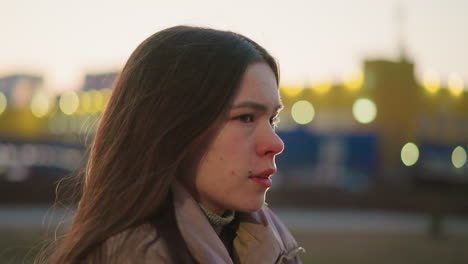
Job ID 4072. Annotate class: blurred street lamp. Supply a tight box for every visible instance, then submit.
[352,98,377,124]
[291,100,315,125]
[401,142,419,166]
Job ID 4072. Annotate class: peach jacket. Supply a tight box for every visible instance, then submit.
[105,183,304,263]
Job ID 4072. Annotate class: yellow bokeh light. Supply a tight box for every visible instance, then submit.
[102,88,112,100]
[448,73,464,97]
[79,91,92,113]
[281,86,303,98]
[291,100,315,125]
[352,98,377,124]
[422,71,440,94]
[101,88,112,111]
[452,146,467,169]
[401,142,419,166]
[344,70,364,91]
[90,90,104,112]
[59,91,79,115]
[30,91,51,118]
[314,81,332,95]
[0,92,7,115]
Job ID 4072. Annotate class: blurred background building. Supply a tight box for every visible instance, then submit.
[1,1,468,263]
[1,56,467,215]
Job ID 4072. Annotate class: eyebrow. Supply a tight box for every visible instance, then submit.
[231,101,284,113]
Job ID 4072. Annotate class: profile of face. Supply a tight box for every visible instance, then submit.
[190,62,284,215]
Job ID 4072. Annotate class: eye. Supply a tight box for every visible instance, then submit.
[235,114,255,123]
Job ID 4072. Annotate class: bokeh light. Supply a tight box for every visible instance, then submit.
[0,92,7,115]
[30,91,51,118]
[291,100,315,125]
[344,69,364,91]
[101,88,112,111]
[447,73,464,97]
[314,81,332,95]
[352,98,377,124]
[79,91,92,113]
[90,89,104,113]
[422,70,440,94]
[59,91,79,115]
[452,146,467,169]
[401,142,419,166]
[281,87,303,98]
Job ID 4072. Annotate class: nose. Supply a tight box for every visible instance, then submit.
[256,127,285,157]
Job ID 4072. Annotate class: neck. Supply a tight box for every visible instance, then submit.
[199,204,235,235]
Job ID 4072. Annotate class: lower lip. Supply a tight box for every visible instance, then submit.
[250,177,272,188]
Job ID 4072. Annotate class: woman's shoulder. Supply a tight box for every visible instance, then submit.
[103,223,171,263]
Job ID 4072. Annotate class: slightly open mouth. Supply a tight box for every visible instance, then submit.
[249,176,272,188]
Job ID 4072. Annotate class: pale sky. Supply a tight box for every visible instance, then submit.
[1,0,467,92]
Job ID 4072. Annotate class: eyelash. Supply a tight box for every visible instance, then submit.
[235,114,280,128]
[271,116,280,128]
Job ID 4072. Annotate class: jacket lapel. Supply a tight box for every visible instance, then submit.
[171,182,292,264]
[172,182,233,264]
[233,211,284,264]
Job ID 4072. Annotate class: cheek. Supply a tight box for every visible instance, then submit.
[197,125,254,179]
[214,131,249,158]
[198,141,248,182]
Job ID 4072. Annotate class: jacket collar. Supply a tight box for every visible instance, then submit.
[233,213,283,263]
[171,182,284,264]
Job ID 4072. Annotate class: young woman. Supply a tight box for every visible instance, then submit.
[45,26,304,263]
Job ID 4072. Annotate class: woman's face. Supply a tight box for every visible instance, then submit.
[190,62,284,215]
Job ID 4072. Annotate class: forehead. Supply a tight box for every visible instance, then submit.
[233,62,280,105]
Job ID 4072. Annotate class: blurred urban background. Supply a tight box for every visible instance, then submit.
[1,0,468,263]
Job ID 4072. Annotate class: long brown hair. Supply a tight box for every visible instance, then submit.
[43,25,279,263]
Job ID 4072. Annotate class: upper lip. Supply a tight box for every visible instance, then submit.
[251,168,276,178]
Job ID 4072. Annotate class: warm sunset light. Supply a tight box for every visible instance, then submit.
[281,87,303,98]
[448,73,464,97]
[1,2,468,263]
[422,70,440,94]
[344,69,364,91]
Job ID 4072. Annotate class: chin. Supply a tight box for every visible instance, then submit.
[237,197,266,213]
